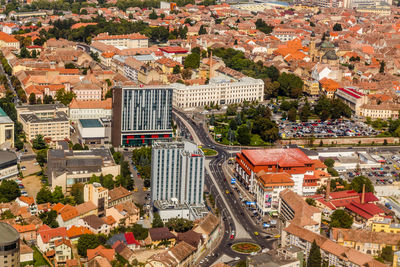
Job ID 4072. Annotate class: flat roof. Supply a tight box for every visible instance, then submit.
[0,222,19,244]
[79,119,103,128]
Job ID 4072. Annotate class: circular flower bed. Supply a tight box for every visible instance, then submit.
[231,242,261,254]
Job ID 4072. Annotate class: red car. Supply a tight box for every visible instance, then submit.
[230,235,234,239]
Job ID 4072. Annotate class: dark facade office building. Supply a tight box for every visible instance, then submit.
[112,86,173,147]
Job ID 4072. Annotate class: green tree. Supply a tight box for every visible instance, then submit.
[72,143,84,150]
[36,149,47,166]
[379,61,385,74]
[165,218,194,232]
[172,65,181,74]
[237,125,251,145]
[152,212,164,228]
[102,174,115,190]
[198,25,207,35]
[32,134,46,149]
[184,53,200,69]
[333,23,342,31]
[306,198,316,206]
[324,158,335,168]
[280,101,292,111]
[229,119,238,131]
[38,210,59,228]
[36,187,53,204]
[380,246,393,262]
[77,234,101,257]
[64,62,76,69]
[307,240,322,267]
[29,93,36,105]
[129,223,148,240]
[52,186,65,204]
[330,209,353,229]
[55,88,76,106]
[255,19,274,34]
[0,180,20,202]
[70,183,84,204]
[277,72,304,98]
[300,102,311,122]
[149,9,158,19]
[350,175,374,193]
[20,47,31,58]
[288,107,297,122]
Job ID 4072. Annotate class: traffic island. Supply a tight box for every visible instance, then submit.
[231,242,261,254]
[202,148,218,157]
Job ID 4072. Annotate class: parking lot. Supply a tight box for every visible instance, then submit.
[342,153,400,185]
[279,120,377,138]
[20,159,41,177]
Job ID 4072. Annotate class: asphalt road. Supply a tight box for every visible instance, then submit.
[173,109,276,265]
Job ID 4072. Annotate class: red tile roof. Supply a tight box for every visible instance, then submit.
[241,148,313,167]
[38,227,67,244]
[87,245,115,262]
[159,46,189,54]
[345,202,384,219]
[0,32,18,43]
[124,232,140,246]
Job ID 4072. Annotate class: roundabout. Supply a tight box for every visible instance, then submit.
[231,242,261,254]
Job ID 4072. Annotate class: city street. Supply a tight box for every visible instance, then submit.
[173,109,276,265]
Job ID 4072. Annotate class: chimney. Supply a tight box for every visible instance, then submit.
[325,177,331,202]
[361,184,365,204]
[209,50,213,79]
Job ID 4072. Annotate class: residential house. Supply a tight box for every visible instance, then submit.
[108,186,133,207]
[331,228,400,256]
[66,225,93,244]
[81,214,110,235]
[193,213,219,250]
[282,223,387,267]
[54,238,72,264]
[12,224,37,242]
[0,31,20,50]
[147,227,176,247]
[36,225,68,253]
[87,245,115,263]
[105,201,140,226]
[106,232,142,250]
[20,242,34,264]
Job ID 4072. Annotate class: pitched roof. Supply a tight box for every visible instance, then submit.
[18,196,35,206]
[12,224,36,233]
[0,32,18,43]
[124,232,140,246]
[149,227,176,241]
[66,225,92,239]
[69,98,112,110]
[54,238,72,248]
[108,186,131,202]
[284,224,386,267]
[169,241,196,262]
[279,189,320,227]
[38,226,67,243]
[332,228,400,246]
[87,245,115,262]
[75,201,97,216]
[59,205,79,222]
[241,148,313,167]
[256,171,294,187]
[177,230,203,248]
[82,215,106,230]
[345,202,384,219]
[194,213,219,236]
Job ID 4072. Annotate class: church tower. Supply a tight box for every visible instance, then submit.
[309,32,317,62]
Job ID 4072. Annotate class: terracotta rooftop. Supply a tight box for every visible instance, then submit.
[332,228,400,246]
[87,245,115,262]
[241,148,313,167]
[256,171,294,188]
[108,186,131,202]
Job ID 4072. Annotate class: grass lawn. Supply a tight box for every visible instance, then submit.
[33,246,50,267]
[250,134,266,146]
[202,148,218,156]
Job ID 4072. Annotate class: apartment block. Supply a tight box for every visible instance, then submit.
[93,32,148,49]
[151,141,205,205]
[17,104,69,142]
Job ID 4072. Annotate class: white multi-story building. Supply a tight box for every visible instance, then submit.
[151,141,205,205]
[172,77,264,109]
[93,32,148,49]
[69,99,112,121]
